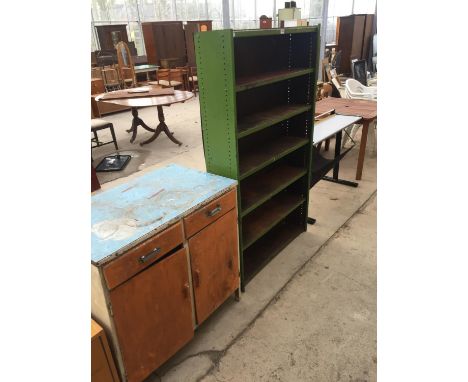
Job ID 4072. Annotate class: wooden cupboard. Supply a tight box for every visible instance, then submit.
[91,319,120,382]
[184,20,212,67]
[141,21,186,66]
[92,165,240,382]
[336,14,374,75]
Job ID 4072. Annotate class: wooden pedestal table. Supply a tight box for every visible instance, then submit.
[96,90,194,146]
[315,97,377,180]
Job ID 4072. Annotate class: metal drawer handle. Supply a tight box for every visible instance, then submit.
[206,205,221,217]
[138,247,161,263]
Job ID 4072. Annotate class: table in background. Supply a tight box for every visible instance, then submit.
[315,97,377,180]
[134,64,159,82]
[96,88,193,146]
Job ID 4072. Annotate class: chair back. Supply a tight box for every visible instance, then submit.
[116,41,136,87]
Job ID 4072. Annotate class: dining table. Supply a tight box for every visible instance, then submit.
[96,87,194,146]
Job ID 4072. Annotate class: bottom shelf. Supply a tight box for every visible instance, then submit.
[243,217,304,286]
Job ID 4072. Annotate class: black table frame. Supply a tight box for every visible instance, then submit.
[307,124,359,225]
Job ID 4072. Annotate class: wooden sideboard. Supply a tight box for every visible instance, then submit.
[91,165,240,382]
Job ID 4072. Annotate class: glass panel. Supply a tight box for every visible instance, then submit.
[353,0,376,14]
[328,0,352,17]
[230,0,256,29]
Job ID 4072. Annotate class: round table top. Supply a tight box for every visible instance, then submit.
[96,89,194,108]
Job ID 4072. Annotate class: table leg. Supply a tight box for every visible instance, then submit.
[127,107,156,144]
[140,106,183,146]
[355,120,370,180]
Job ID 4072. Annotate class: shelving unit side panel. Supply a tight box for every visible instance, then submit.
[304,27,321,230]
[195,30,239,181]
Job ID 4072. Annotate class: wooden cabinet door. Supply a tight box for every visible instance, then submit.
[109,247,193,382]
[189,208,239,324]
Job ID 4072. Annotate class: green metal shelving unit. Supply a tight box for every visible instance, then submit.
[195,26,320,290]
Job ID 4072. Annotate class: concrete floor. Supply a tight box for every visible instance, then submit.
[93,98,377,382]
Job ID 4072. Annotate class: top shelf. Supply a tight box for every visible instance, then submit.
[233,26,319,38]
[235,68,314,92]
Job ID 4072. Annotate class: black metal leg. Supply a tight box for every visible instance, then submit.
[322,130,359,188]
[333,131,342,179]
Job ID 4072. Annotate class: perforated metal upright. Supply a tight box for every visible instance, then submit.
[195,27,320,290]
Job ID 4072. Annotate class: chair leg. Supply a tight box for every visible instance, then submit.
[324,138,330,151]
[109,125,119,151]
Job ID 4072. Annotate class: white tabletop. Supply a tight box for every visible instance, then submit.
[313,114,362,144]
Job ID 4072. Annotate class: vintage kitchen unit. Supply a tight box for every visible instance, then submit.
[91,164,240,382]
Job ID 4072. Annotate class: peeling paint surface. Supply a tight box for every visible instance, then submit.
[91,164,236,263]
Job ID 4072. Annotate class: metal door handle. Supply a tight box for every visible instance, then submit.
[206,205,221,217]
[138,247,161,263]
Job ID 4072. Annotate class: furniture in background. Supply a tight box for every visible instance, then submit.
[91,119,119,152]
[336,14,374,75]
[345,78,377,100]
[115,41,137,88]
[315,97,377,180]
[142,21,186,66]
[259,15,273,29]
[92,164,240,382]
[188,66,198,95]
[371,33,377,72]
[95,24,129,51]
[351,58,368,86]
[155,68,187,89]
[91,319,120,382]
[134,64,159,83]
[91,76,130,116]
[101,66,122,91]
[343,78,377,156]
[96,88,193,146]
[160,57,186,68]
[195,27,320,289]
[184,20,212,67]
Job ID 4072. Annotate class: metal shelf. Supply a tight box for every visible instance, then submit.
[239,136,308,180]
[235,68,313,92]
[241,164,306,217]
[242,192,304,250]
[237,104,311,139]
[243,219,303,284]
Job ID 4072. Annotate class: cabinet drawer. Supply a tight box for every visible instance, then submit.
[103,222,183,290]
[184,189,237,238]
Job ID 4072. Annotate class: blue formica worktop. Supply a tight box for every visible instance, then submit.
[91,164,237,265]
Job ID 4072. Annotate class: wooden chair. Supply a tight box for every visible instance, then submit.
[156,69,186,89]
[116,41,137,88]
[101,65,121,91]
[91,97,118,154]
[188,66,198,95]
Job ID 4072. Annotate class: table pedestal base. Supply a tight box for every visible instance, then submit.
[127,106,183,147]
